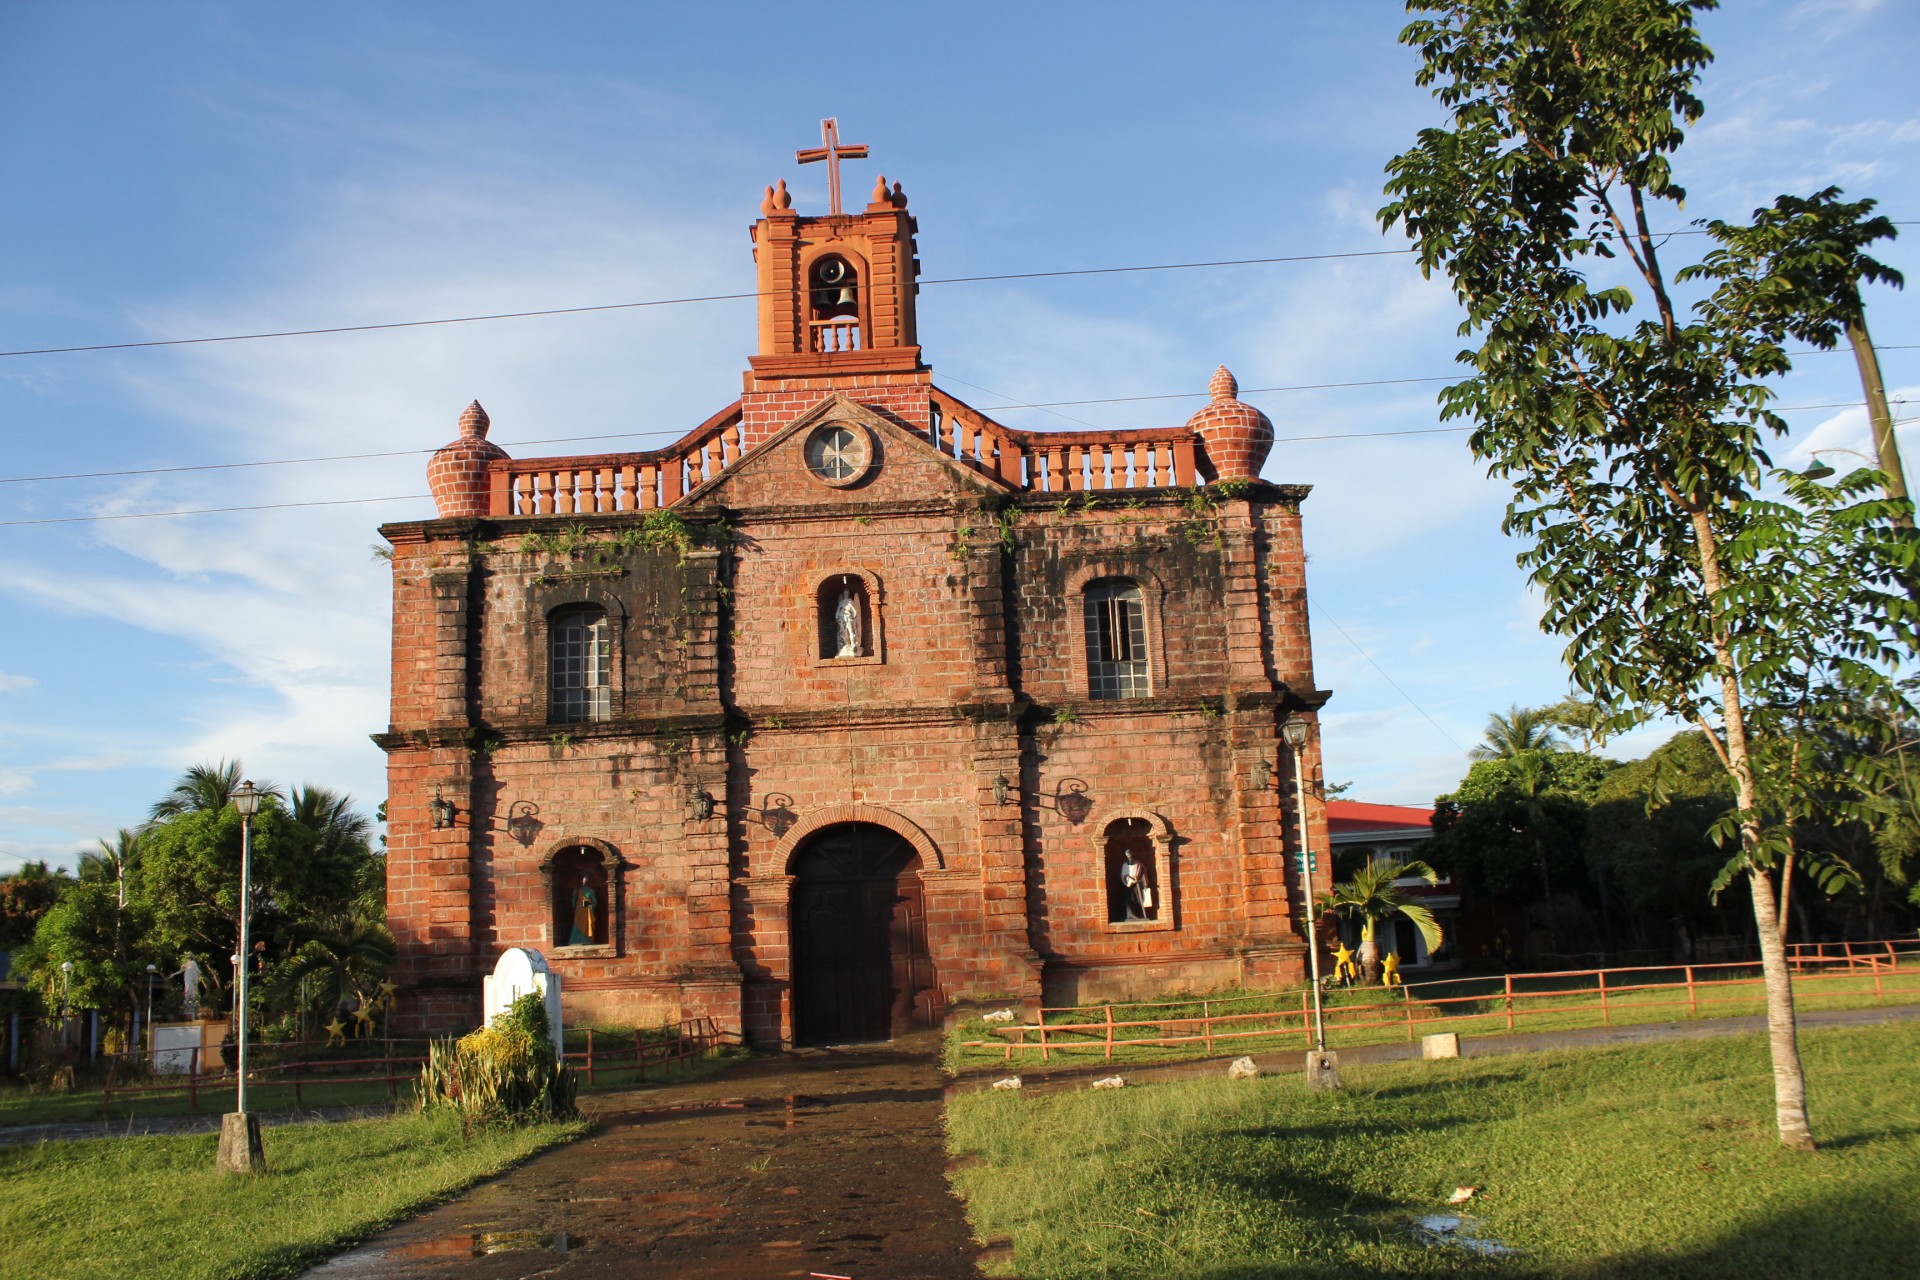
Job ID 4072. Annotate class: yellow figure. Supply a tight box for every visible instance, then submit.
[1331,941,1359,986]
[352,1005,376,1037]
[1382,951,1403,987]
[324,1017,348,1047]
[377,980,398,1002]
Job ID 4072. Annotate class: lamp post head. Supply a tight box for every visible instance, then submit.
[61,961,72,973]
[146,964,159,974]
[232,780,262,817]
[1281,717,1309,751]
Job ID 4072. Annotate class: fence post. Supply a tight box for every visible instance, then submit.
[1202,1000,1213,1056]
[586,1028,596,1087]
[1598,971,1610,1026]
[1104,1006,1115,1061]
[1873,955,1884,1000]
[1686,966,1697,1019]
[1504,974,1514,1032]
[188,1045,198,1112]
[1405,988,1416,1041]
[1039,1019,1050,1064]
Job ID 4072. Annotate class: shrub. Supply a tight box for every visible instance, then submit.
[417,992,577,1132]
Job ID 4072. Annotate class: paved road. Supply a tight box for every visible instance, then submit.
[302,1031,984,1280]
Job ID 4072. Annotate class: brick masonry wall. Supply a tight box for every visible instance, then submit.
[380,389,1330,1042]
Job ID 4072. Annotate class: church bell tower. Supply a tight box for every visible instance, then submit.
[742,119,930,447]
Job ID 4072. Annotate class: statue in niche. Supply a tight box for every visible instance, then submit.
[834,583,862,658]
[568,881,599,945]
[1117,848,1150,921]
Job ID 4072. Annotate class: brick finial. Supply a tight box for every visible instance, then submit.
[428,399,509,519]
[1185,365,1273,482]
[458,400,490,439]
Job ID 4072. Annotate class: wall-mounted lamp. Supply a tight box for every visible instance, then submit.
[759,793,797,838]
[1054,778,1093,825]
[506,801,543,847]
[993,775,1010,805]
[1251,759,1271,791]
[689,787,716,822]
[428,789,457,830]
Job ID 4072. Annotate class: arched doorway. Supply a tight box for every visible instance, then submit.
[788,823,933,1045]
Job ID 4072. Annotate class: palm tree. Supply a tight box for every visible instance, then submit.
[286,786,373,860]
[77,828,143,907]
[270,920,397,1030]
[149,760,281,820]
[1318,856,1444,985]
[1470,705,1566,761]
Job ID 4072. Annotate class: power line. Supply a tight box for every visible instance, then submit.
[0,249,1419,359]
[4,225,1907,360]
[1306,596,1470,757]
[0,495,428,528]
[0,389,1897,489]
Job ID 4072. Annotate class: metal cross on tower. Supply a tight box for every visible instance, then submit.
[795,117,870,216]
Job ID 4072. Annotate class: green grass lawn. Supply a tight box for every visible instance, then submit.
[947,960,1920,1073]
[946,1020,1920,1279]
[0,1110,586,1280]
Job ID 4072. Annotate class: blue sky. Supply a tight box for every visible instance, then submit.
[2,1,1917,871]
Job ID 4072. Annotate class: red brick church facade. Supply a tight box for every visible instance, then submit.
[378,146,1334,1045]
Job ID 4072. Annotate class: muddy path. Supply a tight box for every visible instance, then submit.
[304,1032,984,1280]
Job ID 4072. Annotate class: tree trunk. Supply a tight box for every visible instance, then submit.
[1848,316,1911,524]
[1358,929,1381,986]
[1749,867,1817,1151]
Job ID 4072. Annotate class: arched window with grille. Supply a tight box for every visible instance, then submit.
[549,605,612,723]
[1083,579,1149,699]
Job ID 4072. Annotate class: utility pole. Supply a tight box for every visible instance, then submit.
[1849,315,1911,526]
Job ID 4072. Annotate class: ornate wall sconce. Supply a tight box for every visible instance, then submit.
[689,786,716,822]
[1251,758,1272,791]
[1053,778,1093,825]
[506,801,543,847]
[428,789,458,830]
[992,775,1010,805]
[759,793,797,838]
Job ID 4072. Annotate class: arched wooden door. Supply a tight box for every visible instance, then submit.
[789,824,932,1045]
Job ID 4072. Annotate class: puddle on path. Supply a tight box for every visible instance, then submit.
[394,1230,585,1259]
[1413,1213,1517,1257]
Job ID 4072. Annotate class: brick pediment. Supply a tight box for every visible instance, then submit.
[680,393,1011,511]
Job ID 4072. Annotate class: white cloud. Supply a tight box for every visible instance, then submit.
[0,674,36,693]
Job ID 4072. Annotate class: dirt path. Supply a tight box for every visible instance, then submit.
[303,1031,983,1280]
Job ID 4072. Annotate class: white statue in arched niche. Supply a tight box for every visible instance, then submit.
[834,581,862,657]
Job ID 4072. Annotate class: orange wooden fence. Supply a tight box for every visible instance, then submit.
[967,939,1920,1064]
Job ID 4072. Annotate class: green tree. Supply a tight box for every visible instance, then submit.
[1317,856,1445,985]
[78,828,143,908]
[0,861,74,951]
[268,920,396,1027]
[1584,732,1737,947]
[15,880,155,1015]
[1431,749,1616,899]
[1469,703,1566,760]
[149,759,279,821]
[1684,187,1907,521]
[1381,0,1917,1149]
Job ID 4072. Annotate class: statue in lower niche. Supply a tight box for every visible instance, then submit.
[569,882,598,945]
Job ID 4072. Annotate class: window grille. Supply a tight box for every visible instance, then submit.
[1083,580,1149,699]
[550,606,612,723]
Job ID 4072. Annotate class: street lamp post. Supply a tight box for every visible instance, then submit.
[59,961,72,1017]
[145,964,159,1058]
[1281,716,1339,1090]
[217,780,266,1174]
